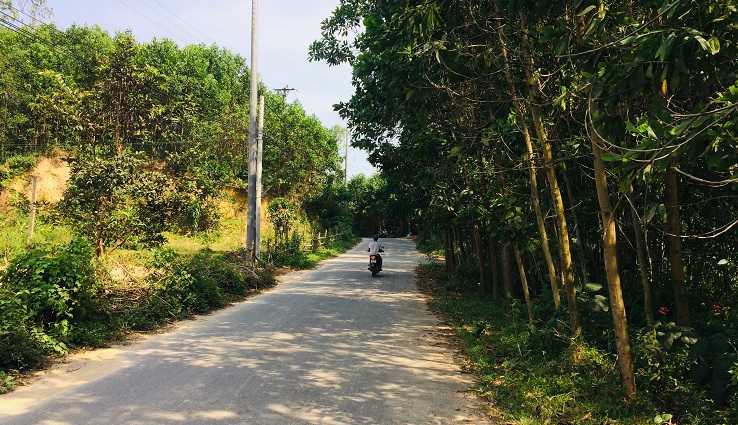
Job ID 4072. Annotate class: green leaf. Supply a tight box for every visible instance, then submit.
[601,152,623,162]
[655,413,673,424]
[708,36,720,54]
[619,34,639,45]
[577,5,596,16]
[644,205,658,223]
[594,294,610,312]
[584,283,603,292]
[693,34,711,52]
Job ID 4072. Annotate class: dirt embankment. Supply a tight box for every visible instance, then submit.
[0,155,70,215]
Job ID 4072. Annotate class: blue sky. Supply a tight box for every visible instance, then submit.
[44,0,375,178]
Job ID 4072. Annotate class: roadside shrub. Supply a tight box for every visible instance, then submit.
[188,250,248,297]
[0,165,10,182]
[0,287,45,371]
[0,238,103,350]
[0,370,17,394]
[125,248,250,330]
[0,238,109,376]
[272,232,312,269]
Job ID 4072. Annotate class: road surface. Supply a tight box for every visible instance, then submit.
[0,238,495,424]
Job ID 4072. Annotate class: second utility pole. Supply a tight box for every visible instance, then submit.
[246,0,259,263]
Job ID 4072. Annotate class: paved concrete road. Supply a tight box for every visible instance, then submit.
[0,238,495,424]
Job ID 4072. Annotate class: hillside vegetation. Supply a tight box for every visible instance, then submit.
[0,15,361,393]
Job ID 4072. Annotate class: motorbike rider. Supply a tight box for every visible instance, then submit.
[367,235,383,270]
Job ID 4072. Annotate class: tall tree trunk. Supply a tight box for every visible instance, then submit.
[489,238,501,303]
[590,96,636,400]
[492,0,561,309]
[473,223,491,294]
[666,156,690,326]
[501,244,515,300]
[444,228,455,274]
[449,227,459,272]
[561,165,592,285]
[518,11,580,334]
[514,244,534,322]
[454,226,468,265]
[627,185,655,329]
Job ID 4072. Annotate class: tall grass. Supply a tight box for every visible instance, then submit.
[415,263,657,425]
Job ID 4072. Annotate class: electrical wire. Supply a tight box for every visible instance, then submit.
[148,0,217,45]
[130,0,201,45]
[114,0,189,46]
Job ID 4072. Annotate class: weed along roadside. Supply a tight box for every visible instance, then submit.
[412,262,729,425]
[0,231,358,395]
[0,242,269,394]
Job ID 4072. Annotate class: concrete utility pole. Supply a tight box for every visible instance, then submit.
[344,128,349,186]
[255,94,264,259]
[275,86,295,101]
[246,0,258,262]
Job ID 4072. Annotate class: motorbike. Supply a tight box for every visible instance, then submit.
[368,248,384,277]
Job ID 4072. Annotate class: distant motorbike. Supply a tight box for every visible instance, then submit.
[368,247,384,277]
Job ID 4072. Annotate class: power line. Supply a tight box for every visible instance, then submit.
[149,0,217,45]
[1,6,172,103]
[114,0,189,45]
[130,0,202,45]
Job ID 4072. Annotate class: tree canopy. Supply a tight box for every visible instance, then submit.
[311,0,738,417]
[0,19,345,247]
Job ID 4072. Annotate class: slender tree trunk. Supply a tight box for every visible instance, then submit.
[627,185,655,329]
[473,223,491,294]
[443,229,451,274]
[562,167,592,285]
[449,228,458,272]
[501,244,515,300]
[590,96,636,400]
[492,0,561,309]
[455,226,468,265]
[489,238,501,303]
[514,244,534,322]
[666,156,690,326]
[518,11,580,334]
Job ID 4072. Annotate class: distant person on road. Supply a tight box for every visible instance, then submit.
[367,235,383,270]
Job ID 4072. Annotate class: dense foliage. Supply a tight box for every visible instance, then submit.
[0,239,270,391]
[312,0,738,422]
[0,19,344,212]
[0,2,353,392]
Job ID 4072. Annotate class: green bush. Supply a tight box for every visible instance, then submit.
[0,370,17,394]
[272,232,312,269]
[0,238,107,375]
[5,155,37,172]
[189,250,248,297]
[0,165,10,182]
[0,238,104,350]
[2,238,97,328]
[0,287,45,371]
[124,248,251,330]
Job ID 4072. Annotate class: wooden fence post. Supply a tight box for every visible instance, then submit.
[27,175,38,245]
